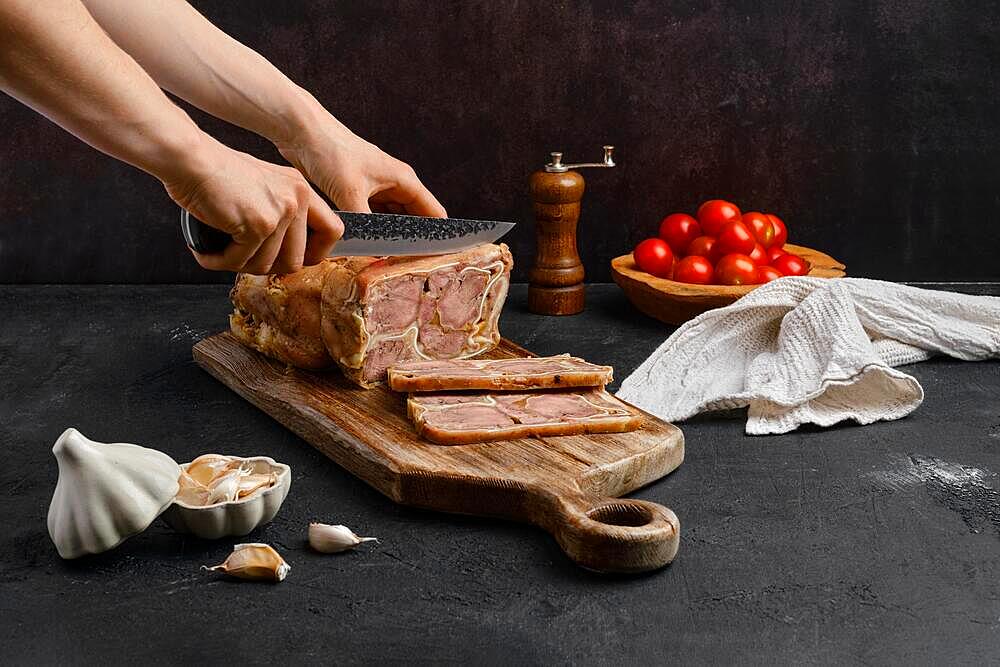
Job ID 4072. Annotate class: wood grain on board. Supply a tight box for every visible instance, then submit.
[194,333,684,573]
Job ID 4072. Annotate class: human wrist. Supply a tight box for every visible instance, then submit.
[146,123,221,195]
[271,86,355,156]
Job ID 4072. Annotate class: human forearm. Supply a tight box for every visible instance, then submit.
[80,0,338,147]
[0,0,343,274]
[0,0,209,183]
[80,0,446,217]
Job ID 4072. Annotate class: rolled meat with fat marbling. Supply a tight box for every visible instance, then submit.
[321,244,512,387]
[407,388,643,445]
[387,354,613,392]
[229,244,512,387]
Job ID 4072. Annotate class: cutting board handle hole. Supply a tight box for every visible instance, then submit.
[586,502,654,527]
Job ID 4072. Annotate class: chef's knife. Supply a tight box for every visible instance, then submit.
[180,208,515,256]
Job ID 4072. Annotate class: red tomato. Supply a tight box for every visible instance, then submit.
[766,245,787,264]
[697,199,742,236]
[748,242,767,265]
[715,221,756,256]
[673,255,714,285]
[658,213,701,256]
[685,235,716,258]
[714,253,759,285]
[766,214,788,247]
[757,266,782,283]
[771,253,809,276]
[742,212,775,248]
[632,238,674,278]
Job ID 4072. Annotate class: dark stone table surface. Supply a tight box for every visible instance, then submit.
[2,284,999,665]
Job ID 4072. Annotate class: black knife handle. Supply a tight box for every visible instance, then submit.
[180,208,232,254]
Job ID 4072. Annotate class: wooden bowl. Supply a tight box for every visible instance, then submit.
[610,244,846,325]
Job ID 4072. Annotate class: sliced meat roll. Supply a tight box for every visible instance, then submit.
[228,244,512,387]
[407,389,643,445]
[388,354,613,392]
[321,244,512,387]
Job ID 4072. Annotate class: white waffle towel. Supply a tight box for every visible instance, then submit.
[616,277,1000,435]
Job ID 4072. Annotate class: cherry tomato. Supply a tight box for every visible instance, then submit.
[697,199,742,236]
[766,245,787,265]
[766,213,788,247]
[715,221,755,256]
[672,255,714,285]
[713,253,759,285]
[742,212,775,248]
[771,253,809,276]
[658,213,701,256]
[632,238,674,278]
[748,242,767,265]
[757,265,782,283]
[685,235,716,258]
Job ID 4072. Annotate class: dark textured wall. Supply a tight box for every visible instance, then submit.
[1,0,998,284]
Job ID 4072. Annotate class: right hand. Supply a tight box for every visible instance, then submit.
[163,140,343,274]
[274,114,447,218]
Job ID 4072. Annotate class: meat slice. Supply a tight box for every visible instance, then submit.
[407,389,643,445]
[321,244,512,387]
[387,355,614,392]
[228,244,512,387]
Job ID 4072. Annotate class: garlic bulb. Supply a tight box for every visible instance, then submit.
[308,523,379,553]
[204,543,290,582]
[47,428,181,559]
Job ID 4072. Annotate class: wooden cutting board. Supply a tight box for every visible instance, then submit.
[193,333,684,573]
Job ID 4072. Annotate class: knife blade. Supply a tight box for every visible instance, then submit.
[180,208,515,257]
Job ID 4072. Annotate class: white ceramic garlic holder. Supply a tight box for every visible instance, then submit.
[47,428,181,559]
[47,430,293,558]
[161,456,291,540]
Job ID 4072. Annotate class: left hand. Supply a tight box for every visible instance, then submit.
[276,116,447,218]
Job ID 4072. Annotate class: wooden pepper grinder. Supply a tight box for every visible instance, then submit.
[528,145,616,315]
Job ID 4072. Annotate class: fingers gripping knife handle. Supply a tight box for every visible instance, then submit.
[180,208,231,254]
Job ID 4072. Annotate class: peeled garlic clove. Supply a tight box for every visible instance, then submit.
[203,543,290,582]
[186,454,235,486]
[308,523,379,554]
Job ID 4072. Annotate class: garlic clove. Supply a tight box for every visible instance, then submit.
[206,470,242,504]
[308,522,379,554]
[177,468,208,498]
[186,454,235,486]
[175,470,211,506]
[237,473,276,499]
[203,543,290,582]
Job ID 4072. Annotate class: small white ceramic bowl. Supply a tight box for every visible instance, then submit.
[161,456,291,539]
